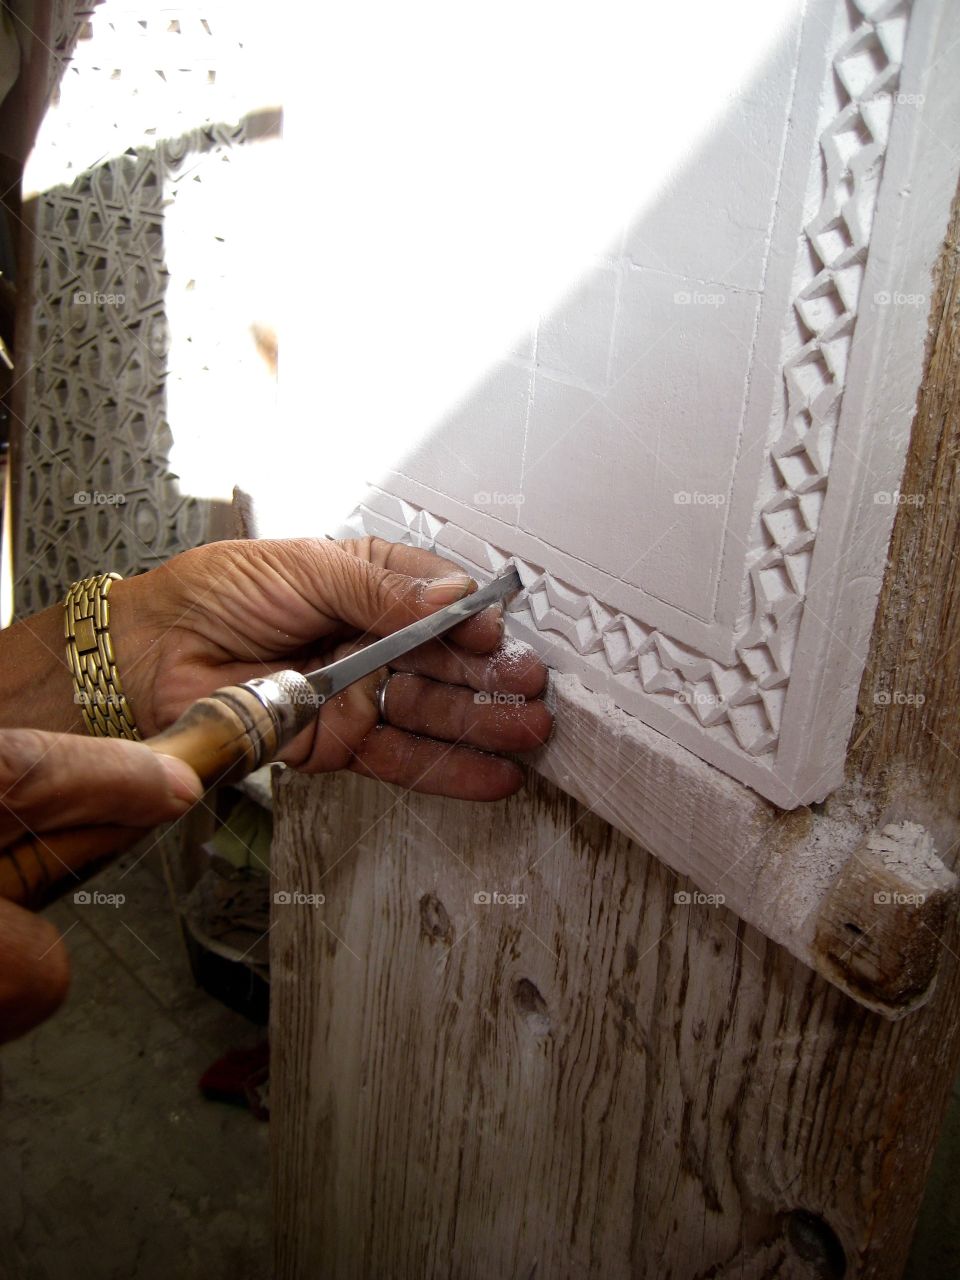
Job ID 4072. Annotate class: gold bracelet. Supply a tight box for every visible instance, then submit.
[64,573,141,741]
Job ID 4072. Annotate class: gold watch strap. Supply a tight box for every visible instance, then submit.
[64,573,141,740]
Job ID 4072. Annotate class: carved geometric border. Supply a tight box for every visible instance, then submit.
[345,0,912,783]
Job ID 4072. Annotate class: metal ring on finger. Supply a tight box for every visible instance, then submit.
[376,671,393,724]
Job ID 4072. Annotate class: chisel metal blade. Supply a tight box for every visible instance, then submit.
[304,566,522,704]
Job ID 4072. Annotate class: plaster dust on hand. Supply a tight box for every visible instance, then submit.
[495,635,538,677]
[486,634,549,718]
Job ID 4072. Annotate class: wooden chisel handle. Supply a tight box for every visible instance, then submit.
[0,671,318,909]
[145,670,319,788]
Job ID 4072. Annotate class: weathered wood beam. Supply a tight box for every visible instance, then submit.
[535,672,958,1016]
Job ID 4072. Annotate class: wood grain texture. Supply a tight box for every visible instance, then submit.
[850,184,960,807]
[270,767,960,1279]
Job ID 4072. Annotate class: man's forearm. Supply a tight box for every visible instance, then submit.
[0,605,84,733]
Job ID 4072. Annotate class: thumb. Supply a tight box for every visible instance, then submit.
[320,542,477,637]
[0,729,203,847]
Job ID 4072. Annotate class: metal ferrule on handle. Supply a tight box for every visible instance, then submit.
[145,669,318,788]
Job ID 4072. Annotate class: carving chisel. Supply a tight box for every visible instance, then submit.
[144,565,522,788]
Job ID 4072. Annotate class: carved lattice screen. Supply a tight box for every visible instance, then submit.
[14,2,276,615]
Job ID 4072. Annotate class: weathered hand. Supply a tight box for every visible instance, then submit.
[112,537,551,798]
[0,729,202,1042]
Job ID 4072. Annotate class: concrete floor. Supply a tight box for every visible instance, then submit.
[0,841,269,1280]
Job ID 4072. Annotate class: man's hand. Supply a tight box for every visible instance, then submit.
[0,537,549,1043]
[0,729,202,1041]
[110,537,551,799]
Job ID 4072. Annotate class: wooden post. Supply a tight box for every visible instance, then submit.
[270,767,960,1278]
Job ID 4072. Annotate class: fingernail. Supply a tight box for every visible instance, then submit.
[473,604,504,639]
[422,574,476,606]
[157,754,203,807]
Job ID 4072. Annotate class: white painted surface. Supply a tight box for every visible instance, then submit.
[272,0,960,808]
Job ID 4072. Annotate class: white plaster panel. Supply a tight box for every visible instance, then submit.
[520,270,758,620]
[622,28,801,291]
[279,0,960,808]
[390,361,532,527]
[534,264,619,388]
